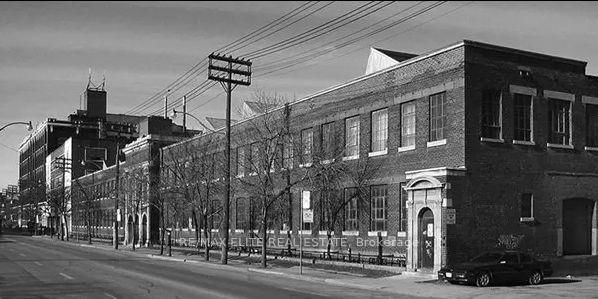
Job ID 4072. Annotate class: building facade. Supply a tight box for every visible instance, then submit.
[71,116,192,246]
[18,86,141,233]
[158,40,598,273]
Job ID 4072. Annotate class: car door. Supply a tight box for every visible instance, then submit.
[494,252,520,283]
[518,253,535,280]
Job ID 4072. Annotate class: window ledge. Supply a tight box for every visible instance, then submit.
[520,217,535,223]
[427,139,447,148]
[267,230,276,234]
[342,155,359,161]
[342,231,359,236]
[480,137,504,143]
[248,172,257,176]
[585,146,598,152]
[318,231,334,236]
[320,159,335,165]
[398,145,415,152]
[513,140,535,146]
[367,231,388,237]
[234,229,244,233]
[299,163,312,168]
[368,149,388,157]
[547,143,573,150]
[299,230,312,235]
[235,174,245,179]
[397,231,407,237]
[210,229,219,233]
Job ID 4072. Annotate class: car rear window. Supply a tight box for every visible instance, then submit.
[520,253,532,263]
[470,252,503,263]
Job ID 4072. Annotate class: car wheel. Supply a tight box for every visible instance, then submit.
[528,271,543,285]
[475,272,491,287]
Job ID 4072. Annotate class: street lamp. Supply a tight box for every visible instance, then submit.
[171,108,222,135]
[0,121,33,133]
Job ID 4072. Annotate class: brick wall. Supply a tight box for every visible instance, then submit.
[461,44,598,261]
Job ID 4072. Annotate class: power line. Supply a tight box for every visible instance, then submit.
[126,1,318,116]
[142,1,449,119]
[242,1,391,59]
[255,2,447,77]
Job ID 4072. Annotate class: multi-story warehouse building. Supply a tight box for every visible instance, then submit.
[18,84,142,233]
[70,116,194,246]
[158,40,598,273]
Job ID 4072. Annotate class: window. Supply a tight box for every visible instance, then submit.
[249,197,260,231]
[301,128,313,165]
[514,93,533,142]
[370,185,388,231]
[321,122,335,160]
[481,89,502,139]
[283,136,294,169]
[345,116,360,157]
[235,197,248,230]
[399,182,407,232]
[520,193,533,221]
[587,104,598,147]
[429,92,446,142]
[236,147,245,176]
[248,142,260,173]
[548,99,571,145]
[401,101,416,148]
[344,188,358,231]
[371,109,388,152]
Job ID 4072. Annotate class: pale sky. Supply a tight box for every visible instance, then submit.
[1,1,598,188]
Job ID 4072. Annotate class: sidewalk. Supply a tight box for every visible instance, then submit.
[33,236,598,299]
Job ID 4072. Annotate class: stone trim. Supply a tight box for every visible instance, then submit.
[544,90,575,102]
[582,96,598,105]
[509,85,537,96]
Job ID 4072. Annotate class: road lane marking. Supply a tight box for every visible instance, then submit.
[59,272,74,280]
[104,292,117,299]
[34,261,43,266]
[19,253,26,257]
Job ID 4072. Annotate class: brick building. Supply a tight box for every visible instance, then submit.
[71,116,193,246]
[18,85,141,233]
[158,40,598,273]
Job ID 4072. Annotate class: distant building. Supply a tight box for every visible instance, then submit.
[70,116,192,246]
[18,84,141,233]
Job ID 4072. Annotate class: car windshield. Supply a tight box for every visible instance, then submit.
[470,252,503,263]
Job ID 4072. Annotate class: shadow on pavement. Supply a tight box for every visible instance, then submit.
[541,278,582,284]
[423,277,583,287]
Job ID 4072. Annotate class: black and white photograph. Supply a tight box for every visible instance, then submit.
[1,1,598,298]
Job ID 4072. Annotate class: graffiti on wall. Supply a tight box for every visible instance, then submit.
[496,234,525,249]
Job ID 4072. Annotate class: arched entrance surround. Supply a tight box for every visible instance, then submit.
[404,176,444,272]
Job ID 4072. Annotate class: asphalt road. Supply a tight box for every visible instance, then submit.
[0,234,406,299]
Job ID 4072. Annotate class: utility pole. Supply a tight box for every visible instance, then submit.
[208,53,251,265]
[183,95,187,134]
[53,157,72,241]
[113,141,120,250]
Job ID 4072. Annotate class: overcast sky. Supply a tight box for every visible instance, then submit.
[1,1,598,188]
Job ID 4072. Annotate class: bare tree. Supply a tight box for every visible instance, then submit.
[121,165,161,252]
[236,91,313,268]
[72,177,102,244]
[161,135,224,261]
[309,127,383,259]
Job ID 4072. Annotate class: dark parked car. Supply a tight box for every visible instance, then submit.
[438,251,553,287]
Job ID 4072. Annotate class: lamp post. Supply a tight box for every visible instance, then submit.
[170,108,223,135]
[0,121,33,133]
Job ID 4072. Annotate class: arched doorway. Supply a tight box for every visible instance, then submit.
[418,208,435,269]
[127,215,134,245]
[133,215,139,245]
[141,214,147,246]
[563,198,594,255]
